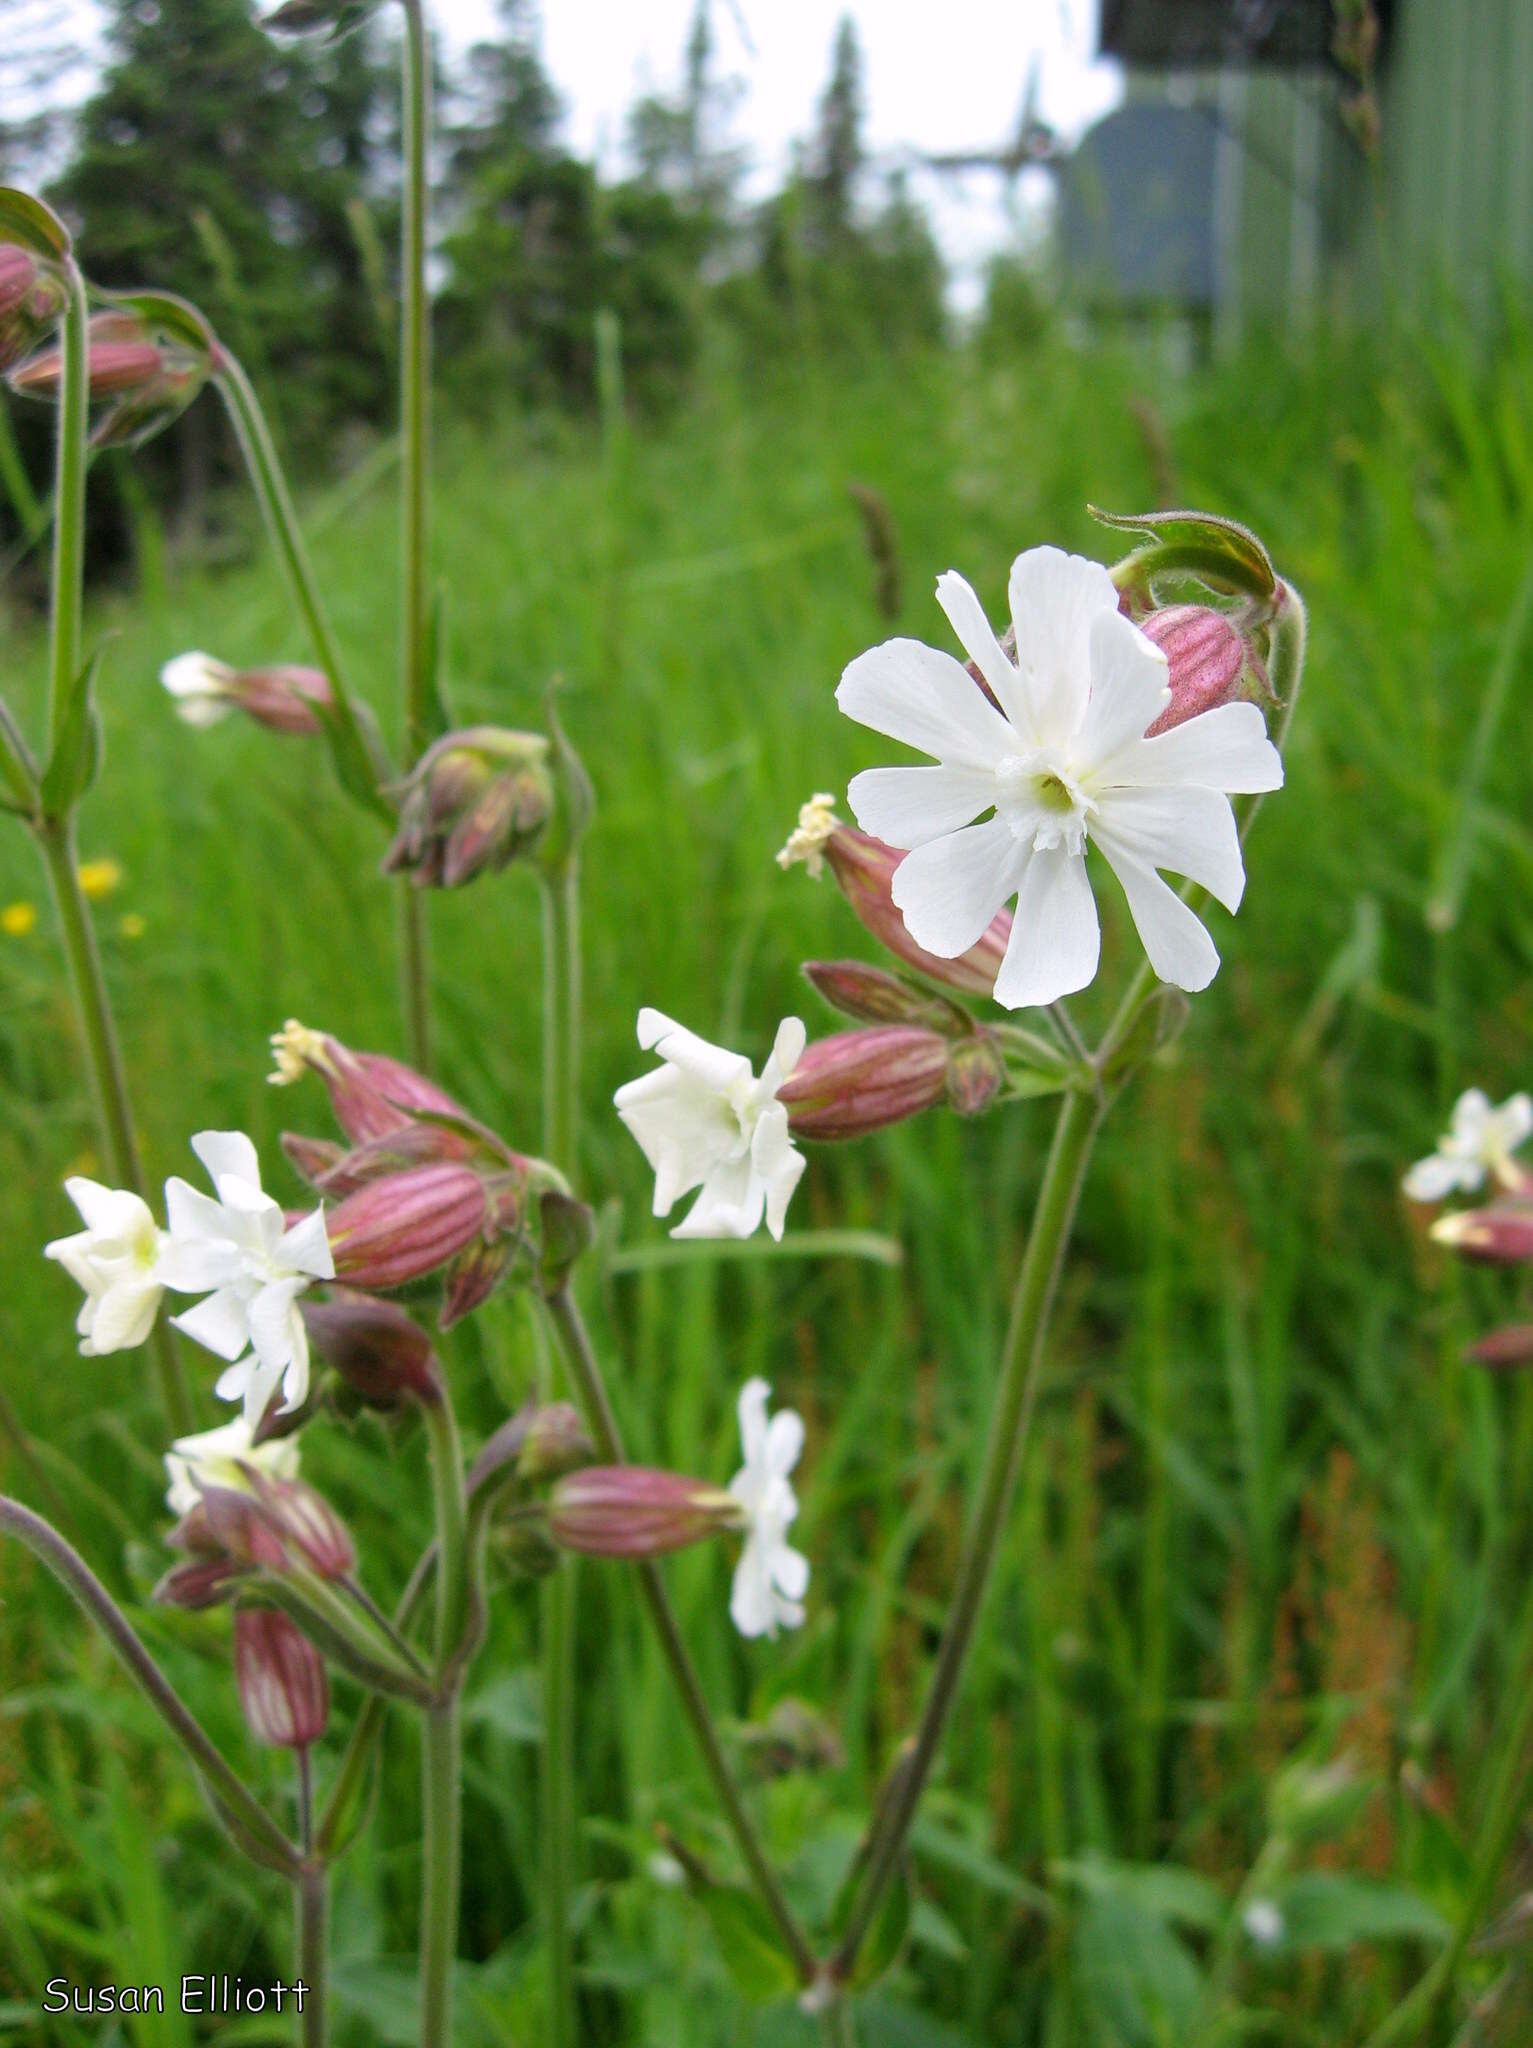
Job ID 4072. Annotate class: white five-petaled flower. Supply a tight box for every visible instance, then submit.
[163,1414,301,1518]
[160,650,237,727]
[1402,1087,1533,1202]
[158,1131,334,1426]
[837,546,1284,1010]
[44,1180,167,1355]
[614,1009,807,1240]
[728,1377,809,1639]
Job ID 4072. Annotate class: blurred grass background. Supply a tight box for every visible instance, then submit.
[3,314,1533,2044]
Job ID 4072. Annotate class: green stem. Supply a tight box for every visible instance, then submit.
[47,260,87,750]
[543,1287,818,1986]
[34,816,192,1433]
[0,1495,296,1870]
[419,1388,466,2048]
[820,1995,859,2048]
[539,855,581,2044]
[296,1861,329,2048]
[315,1545,436,1860]
[832,1087,1101,1976]
[399,0,431,766]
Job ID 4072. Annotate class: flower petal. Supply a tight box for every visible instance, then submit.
[1076,609,1171,765]
[1098,846,1221,991]
[737,1378,771,1467]
[993,843,1100,1009]
[1095,784,1246,912]
[247,1276,307,1380]
[673,1155,763,1239]
[730,1538,776,1638]
[190,1130,262,1192]
[277,1204,334,1281]
[935,569,1035,736]
[1402,1153,1470,1202]
[89,1277,162,1354]
[1113,701,1283,794]
[173,1286,252,1361]
[846,762,997,848]
[891,816,1026,959]
[751,1107,805,1241]
[633,1008,751,1095]
[770,1541,810,1602]
[765,1407,805,1477]
[770,1016,806,1082]
[837,636,1016,769]
[1008,546,1120,747]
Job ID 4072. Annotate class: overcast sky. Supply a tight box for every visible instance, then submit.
[16,0,1124,307]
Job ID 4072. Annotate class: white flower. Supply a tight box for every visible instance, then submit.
[614,1009,807,1240]
[44,1179,167,1355]
[837,546,1284,1010]
[158,1131,334,1427]
[160,651,236,727]
[163,1414,301,1518]
[1403,1087,1533,1202]
[728,1377,809,1638]
[1242,1898,1285,1949]
[776,791,840,878]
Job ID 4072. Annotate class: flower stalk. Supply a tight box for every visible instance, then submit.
[419,1383,467,2048]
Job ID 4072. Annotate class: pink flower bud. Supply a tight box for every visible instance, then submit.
[269,1021,471,1142]
[10,312,164,398]
[548,1466,744,1558]
[1140,606,1258,736]
[234,1608,329,1750]
[158,1469,355,1605]
[803,959,967,1033]
[235,664,333,735]
[1466,1323,1533,1369]
[945,1035,1006,1118]
[323,1163,492,1290]
[517,1403,595,1485]
[825,827,1010,997]
[301,1287,442,1407]
[0,245,65,374]
[778,1025,950,1140]
[1431,1206,1533,1265]
[383,727,554,889]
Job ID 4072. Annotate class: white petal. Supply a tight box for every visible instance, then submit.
[277,1204,334,1280]
[214,1359,252,1403]
[1402,1153,1469,1202]
[935,569,1035,735]
[238,1354,284,1430]
[837,637,1016,770]
[88,1277,162,1354]
[753,1109,805,1240]
[281,1305,311,1411]
[770,1541,810,1602]
[846,763,997,848]
[730,1539,776,1638]
[1008,546,1120,747]
[1114,701,1283,794]
[1499,1093,1533,1149]
[61,1177,150,1239]
[247,1276,307,1379]
[737,1377,772,1467]
[1095,785,1246,912]
[173,1286,252,1361]
[190,1130,262,1193]
[161,651,232,698]
[634,1009,751,1095]
[673,1156,763,1239]
[765,1408,805,1477]
[1076,610,1171,765]
[1099,847,1221,991]
[993,844,1101,1009]
[891,816,1026,958]
[770,1016,806,1082]
[1450,1090,1491,1139]
[163,1176,238,1249]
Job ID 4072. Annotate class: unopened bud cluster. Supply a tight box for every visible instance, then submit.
[384,727,554,889]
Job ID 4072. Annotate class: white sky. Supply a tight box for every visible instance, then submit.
[21,0,1124,309]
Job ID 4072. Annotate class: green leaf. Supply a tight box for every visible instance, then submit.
[463,1667,542,1744]
[1100,985,1190,1090]
[1091,504,1277,603]
[1073,1894,1206,2047]
[831,1844,912,1989]
[695,1884,800,2003]
[1052,1856,1226,1934]
[0,186,70,261]
[312,691,393,821]
[1267,1873,1447,1951]
[0,694,38,815]
[909,1820,1054,1916]
[40,646,105,816]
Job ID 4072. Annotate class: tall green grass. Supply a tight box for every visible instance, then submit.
[4,316,1533,2043]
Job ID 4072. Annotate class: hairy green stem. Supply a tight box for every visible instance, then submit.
[832,1087,1101,1975]
[315,1544,436,1859]
[543,1287,818,1985]
[0,1495,296,1869]
[296,1861,329,2048]
[419,1389,466,2048]
[47,260,87,748]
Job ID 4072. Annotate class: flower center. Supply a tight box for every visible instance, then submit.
[996,752,1092,856]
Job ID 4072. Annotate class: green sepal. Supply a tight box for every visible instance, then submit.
[1091,504,1277,605]
[94,285,215,358]
[535,678,594,873]
[0,187,70,262]
[313,691,394,822]
[1098,985,1190,1092]
[40,645,106,817]
[538,1189,596,1296]
[0,694,39,816]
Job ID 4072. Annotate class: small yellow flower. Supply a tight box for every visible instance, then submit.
[76,857,124,901]
[118,913,146,940]
[1,900,38,937]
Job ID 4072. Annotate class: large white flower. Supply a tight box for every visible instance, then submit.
[837,546,1284,1010]
[163,1414,301,1518]
[158,1131,334,1426]
[44,1179,167,1355]
[614,1009,807,1240]
[728,1377,809,1639]
[1403,1087,1533,1203]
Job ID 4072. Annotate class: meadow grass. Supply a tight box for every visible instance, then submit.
[3,317,1533,2044]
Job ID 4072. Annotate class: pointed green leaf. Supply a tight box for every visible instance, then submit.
[40,647,105,816]
[0,187,70,262]
[0,694,38,815]
[695,1885,799,2003]
[1092,504,1277,603]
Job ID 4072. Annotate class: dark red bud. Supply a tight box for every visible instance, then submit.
[1432,1206,1533,1265]
[803,959,969,1033]
[548,1467,744,1557]
[824,827,1010,998]
[234,1608,330,1749]
[231,665,333,737]
[779,1025,950,1140]
[302,1287,443,1406]
[324,1164,491,1290]
[1140,605,1259,736]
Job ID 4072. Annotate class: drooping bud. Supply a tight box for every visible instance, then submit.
[945,1034,1007,1119]
[1431,1206,1533,1265]
[262,0,381,38]
[780,802,1009,998]
[0,244,66,374]
[160,652,334,736]
[803,959,969,1034]
[233,1608,330,1750]
[517,1403,595,1485]
[382,727,554,889]
[547,1466,745,1558]
[301,1288,443,1407]
[1140,605,1265,736]
[269,1020,475,1142]
[11,303,213,448]
[156,1467,355,1608]
[322,1164,495,1292]
[778,1026,950,1141]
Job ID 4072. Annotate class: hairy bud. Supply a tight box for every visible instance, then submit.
[383,727,554,889]
[157,1469,355,1608]
[0,244,65,374]
[301,1288,442,1407]
[269,1020,471,1142]
[1140,605,1266,736]
[323,1164,494,1291]
[11,307,212,448]
[1431,1206,1533,1265]
[161,652,334,736]
[945,1034,1006,1118]
[778,1025,950,1140]
[803,959,969,1033]
[234,1608,330,1750]
[548,1466,745,1558]
[517,1403,595,1485]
